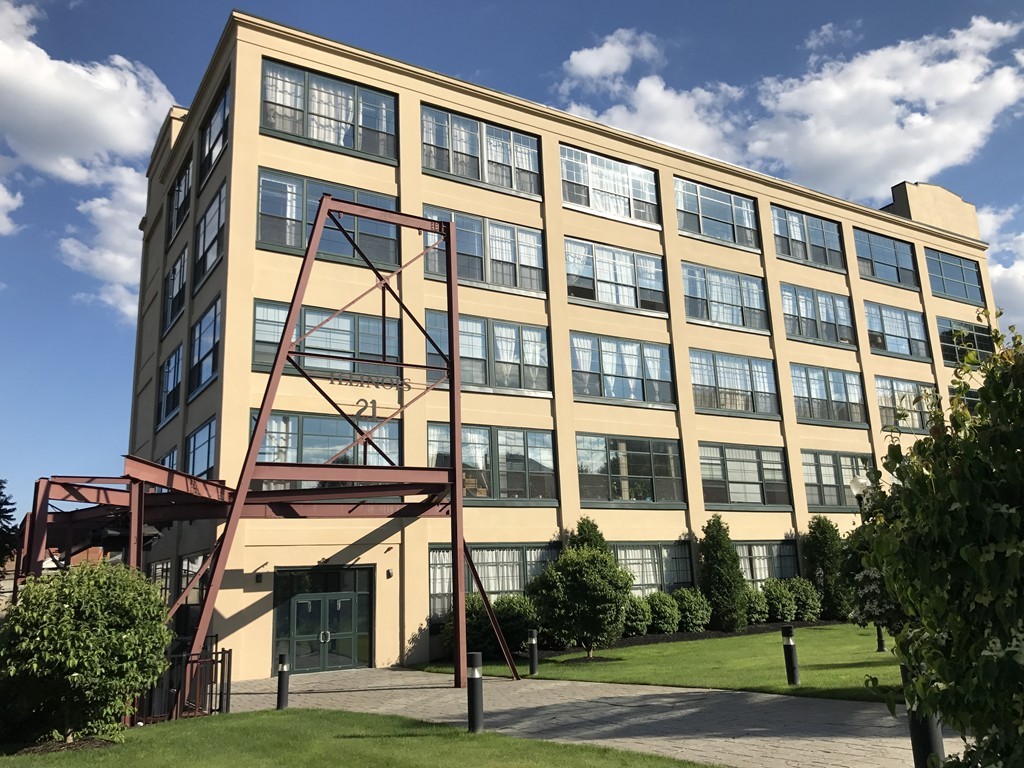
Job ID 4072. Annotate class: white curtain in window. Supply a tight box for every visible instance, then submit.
[472,548,521,594]
[608,339,642,398]
[564,239,593,278]
[525,547,557,580]
[817,294,836,323]
[716,354,751,392]
[459,318,486,359]
[684,265,707,299]
[786,211,806,242]
[517,229,543,268]
[462,427,490,473]
[636,254,662,292]
[707,271,741,324]
[808,368,828,400]
[421,107,449,148]
[689,350,716,387]
[615,545,660,589]
[514,135,539,172]
[740,276,765,310]
[751,544,770,581]
[522,327,548,367]
[796,287,816,320]
[791,366,810,399]
[493,323,519,363]
[308,75,354,145]
[450,116,479,157]
[488,222,516,263]
[264,62,304,109]
[429,549,453,616]
[643,345,670,382]
[750,359,775,394]
[485,126,511,164]
[570,334,596,373]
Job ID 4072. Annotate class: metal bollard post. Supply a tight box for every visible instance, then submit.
[900,663,945,768]
[876,623,887,653]
[528,629,539,676]
[781,625,799,685]
[276,653,290,710]
[467,652,484,733]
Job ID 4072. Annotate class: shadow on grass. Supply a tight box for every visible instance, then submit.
[801,660,895,671]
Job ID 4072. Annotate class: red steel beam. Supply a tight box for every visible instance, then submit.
[49,483,129,506]
[128,480,143,569]
[28,478,50,577]
[464,543,520,680]
[50,475,127,485]
[243,500,450,519]
[250,464,449,484]
[247,483,447,504]
[123,455,234,501]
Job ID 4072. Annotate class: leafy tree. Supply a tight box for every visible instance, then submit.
[761,578,796,622]
[526,546,632,658]
[0,560,173,743]
[802,515,852,620]
[565,515,610,553]
[842,523,907,633]
[0,479,17,580]
[698,515,747,631]
[745,584,769,624]
[672,587,713,632]
[861,323,1024,766]
[622,593,651,637]
[787,576,822,622]
[645,591,680,634]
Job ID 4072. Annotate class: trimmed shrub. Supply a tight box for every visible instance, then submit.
[787,576,823,622]
[762,578,797,622]
[803,515,853,620]
[672,587,713,632]
[746,583,769,624]
[646,591,680,634]
[441,593,540,658]
[493,594,540,654]
[623,593,652,637]
[565,515,611,552]
[698,515,748,632]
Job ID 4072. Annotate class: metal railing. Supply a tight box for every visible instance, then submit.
[136,646,232,722]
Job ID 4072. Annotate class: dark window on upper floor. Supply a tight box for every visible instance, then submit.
[771,205,844,269]
[683,264,767,330]
[937,317,995,366]
[576,434,684,504]
[162,248,187,333]
[876,376,933,432]
[188,297,220,395]
[700,443,791,507]
[157,345,182,425]
[675,179,758,249]
[854,228,918,288]
[167,160,192,241]
[565,237,665,311]
[199,86,229,182]
[790,365,866,425]
[802,451,873,509]
[193,184,226,286]
[262,60,396,160]
[187,417,216,480]
[781,284,854,346]
[926,248,984,305]
[560,146,659,224]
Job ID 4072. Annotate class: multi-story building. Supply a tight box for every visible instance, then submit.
[131,11,996,681]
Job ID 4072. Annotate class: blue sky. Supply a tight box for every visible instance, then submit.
[1,0,1023,514]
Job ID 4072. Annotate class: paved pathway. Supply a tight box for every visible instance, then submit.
[232,668,961,768]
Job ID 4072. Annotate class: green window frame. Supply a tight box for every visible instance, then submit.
[571,333,674,404]
[186,418,216,480]
[253,409,400,471]
[926,248,984,304]
[188,297,220,396]
[854,228,918,288]
[261,59,396,160]
[199,85,229,181]
[675,178,759,249]
[735,541,797,586]
[565,237,666,312]
[576,434,685,504]
[936,317,995,366]
[683,264,767,330]
[157,345,182,425]
[427,424,557,502]
[167,159,191,243]
[790,364,866,425]
[611,542,694,595]
[865,302,929,358]
[802,451,873,510]
[780,284,854,345]
[770,205,844,269]
[690,350,778,415]
[162,248,187,333]
[193,183,226,287]
[699,443,791,507]
[875,376,933,432]
[560,145,659,224]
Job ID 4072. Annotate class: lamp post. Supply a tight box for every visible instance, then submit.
[849,473,886,653]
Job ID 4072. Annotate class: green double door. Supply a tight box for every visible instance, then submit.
[290,592,359,672]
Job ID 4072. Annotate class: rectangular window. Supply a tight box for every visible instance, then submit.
[876,376,933,431]
[560,145,659,224]
[675,179,759,248]
[735,541,797,586]
[864,302,929,358]
[690,350,778,415]
[194,184,226,285]
[154,448,178,494]
[258,169,399,266]
[700,443,791,507]
[854,228,918,288]
[148,559,173,602]
[167,160,191,240]
[565,238,665,311]
[421,106,540,195]
[199,86,229,181]
[802,451,873,509]
[790,364,866,424]
[257,410,399,471]
[158,345,182,424]
[770,206,844,269]
[428,424,556,501]
[612,543,693,595]
[423,206,544,291]
[425,311,549,391]
[261,60,397,160]
[780,284,854,345]
[926,248,984,304]
[162,248,187,332]
[571,333,674,404]
[576,434,684,504]
[683,264,768,330]
[937,317,995,366]
[253,301,399,379]
[187,418,216,480]
[188,298,220,395]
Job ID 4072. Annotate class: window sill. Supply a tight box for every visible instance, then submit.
[694,408,781,421]
[786,334,857,351]
[424,271,546,299]
[931,292,986,308]
[776,254,847,275]
[704,503,794,513]
[678,229,762,255]
[464,499,558,507]
[421,167,543,203]
[581,501,688,510]
[425,380,554,398]
[859,274,921,293]
[687,317,770,336]
[259,127,399,166]
[257,241,399,272]
[562,201,662,231]
[882,426,929,436]
[796,418,870,430]
[567,296,668,319]
[186,373,218,405]
[870,349,932,364]
[155,410,179,434]
[808,505,859,514]
[575,396,677,411]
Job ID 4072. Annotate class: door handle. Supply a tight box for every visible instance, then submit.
[324,630,332,643]
[318,631,327,643]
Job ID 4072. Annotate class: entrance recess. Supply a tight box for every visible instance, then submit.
[290,592,358,672]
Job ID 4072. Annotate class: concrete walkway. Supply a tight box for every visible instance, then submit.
[232,668,962,768]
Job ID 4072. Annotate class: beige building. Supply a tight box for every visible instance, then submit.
[131,11,996,682]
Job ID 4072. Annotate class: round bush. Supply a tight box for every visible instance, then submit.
[672,587,712,632]
[746,583,769,624]
[646,591,681,634]
[761,578,797,622]
[787,576,823,622]
[623,593,652,637]
[493,594,540,654]
[441,593,541,658]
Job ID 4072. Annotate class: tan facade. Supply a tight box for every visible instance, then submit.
[131,13,995,681]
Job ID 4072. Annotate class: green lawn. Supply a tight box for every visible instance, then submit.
[0,710,719,767]
[425,623,901,702]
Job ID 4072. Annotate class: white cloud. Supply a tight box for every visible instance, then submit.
[0,179,23,234]
[978,203,1024,331]
[557,17,1024,203]
[804,21,863,52]
[0,0,174,320]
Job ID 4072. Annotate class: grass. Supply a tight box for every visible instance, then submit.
[0,710,720,767]
[425,623,901,702]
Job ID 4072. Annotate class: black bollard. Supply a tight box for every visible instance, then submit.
[528,629,539,676]
[900,663,945,768]
[467,652,484,733]
[781,625,799,685]
[276,653,289,710]
[876,623,887,653]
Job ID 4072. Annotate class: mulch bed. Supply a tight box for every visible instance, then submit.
[8,738,114,756]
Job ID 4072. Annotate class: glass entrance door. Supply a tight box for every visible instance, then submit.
[289,592,358,673]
